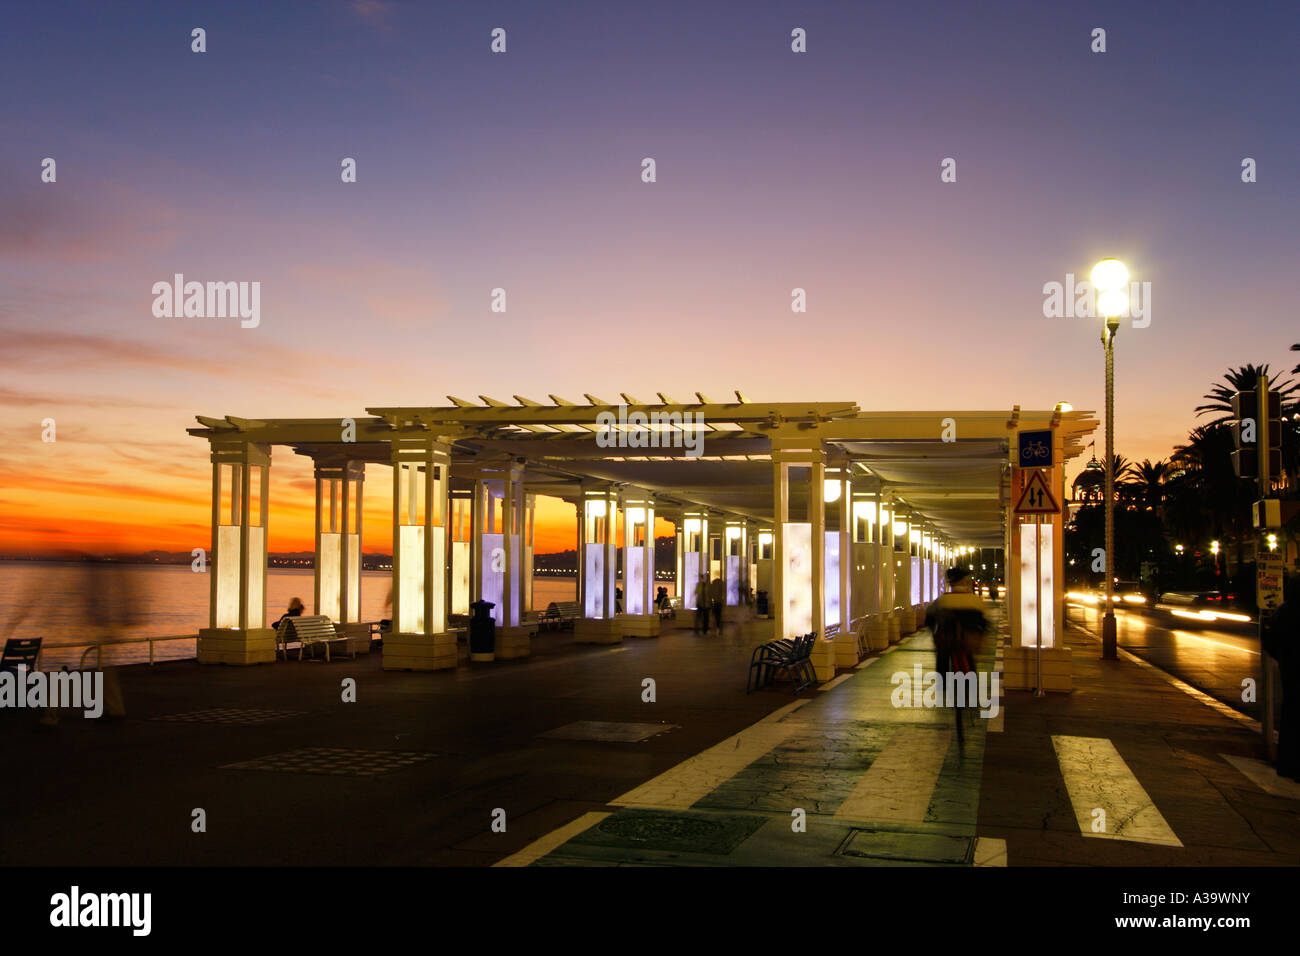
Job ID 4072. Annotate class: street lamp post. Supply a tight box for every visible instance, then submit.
[1092,257,1128,661]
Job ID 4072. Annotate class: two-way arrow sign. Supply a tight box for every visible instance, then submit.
[1014,470,1059,515]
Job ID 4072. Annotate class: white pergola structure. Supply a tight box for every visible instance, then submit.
[188,397,1096,688]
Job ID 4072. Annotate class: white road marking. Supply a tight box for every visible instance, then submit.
[610,699,810,810]
[973,837,1007,866]
[1221,754,1300,800]
[1051,735,1182,847]
[834,726,952,824]
[820,673,853,690]
[493,811,611,867]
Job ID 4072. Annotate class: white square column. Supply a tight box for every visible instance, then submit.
[384,438,454,670]
[576,486,621,643]
[621,489,659,636]
[313,460,364,625]
[199,440,272,664]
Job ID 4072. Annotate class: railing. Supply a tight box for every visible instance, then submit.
[73,634,196,669]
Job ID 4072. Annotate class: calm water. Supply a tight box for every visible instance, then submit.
[0,563,674,668]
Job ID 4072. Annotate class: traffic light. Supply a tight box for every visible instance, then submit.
[1231,389,1281,478]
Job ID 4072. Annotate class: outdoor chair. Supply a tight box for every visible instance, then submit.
[1,636,41,673]
[746,632,816,695]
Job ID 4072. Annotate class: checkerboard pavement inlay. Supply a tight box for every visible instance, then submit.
[150,708,310,725]
[221,747,438,776]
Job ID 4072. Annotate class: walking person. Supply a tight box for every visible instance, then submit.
[925,566,988,751]
[693,578,710,633]
[708,576,726,632]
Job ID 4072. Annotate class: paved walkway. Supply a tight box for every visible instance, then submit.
[501,608,1299,867]
[3,604,1295,867]
[500,624,999,866]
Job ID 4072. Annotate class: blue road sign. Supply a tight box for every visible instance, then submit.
[1018,430,1054,468]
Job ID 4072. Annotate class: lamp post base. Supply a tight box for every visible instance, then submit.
[1101,612,1118,660]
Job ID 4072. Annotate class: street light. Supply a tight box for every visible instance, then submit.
[1210,539,1221,577]
[1092,257,1128,661]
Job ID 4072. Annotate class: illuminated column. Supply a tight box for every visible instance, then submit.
[771,443,830,680]
[469,465,524,630]
[384,438,453,670]
[681,510,709,611]
[523,493,536,614]
[575,486,621,643]
[723,518,744,619]
[313,459,364,624]
[829,466,859,667]
[1004,423,1072,692]
[849,481,877,619]
[755,526,774,617]
[450,488,472,616]
[621,488,659,636]
[199,440,273,664]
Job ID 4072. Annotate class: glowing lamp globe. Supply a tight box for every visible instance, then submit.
[1090,258,1129,292]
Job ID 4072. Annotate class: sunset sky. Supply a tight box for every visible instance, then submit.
[2,0,1297,557]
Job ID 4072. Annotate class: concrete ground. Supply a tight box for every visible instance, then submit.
[2,604,1295,867]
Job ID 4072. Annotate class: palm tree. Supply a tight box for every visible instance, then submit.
[1130,459,1170,512]
[1197,363,1300,490]
[1197,363,1298,422]
[1291,343,1299,375]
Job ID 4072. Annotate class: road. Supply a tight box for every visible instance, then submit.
[1065,601,1277,723]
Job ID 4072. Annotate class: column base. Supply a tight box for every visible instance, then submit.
[198,628,275,665]
[896,607,916,637]
[382,632,458,671]
[833,627,862,667]
[810,637,837,682]
[494,625,533,660]
[620,614,660,638]
[1002,645,1072,692]
[866,615,892,652]
[574,617,622,644]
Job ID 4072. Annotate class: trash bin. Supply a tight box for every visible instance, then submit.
[756,590,769,617]
[469,600,496,661]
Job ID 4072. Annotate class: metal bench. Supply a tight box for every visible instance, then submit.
[278,615,349,662]
[746,632,817,695]
[538,601,581,632]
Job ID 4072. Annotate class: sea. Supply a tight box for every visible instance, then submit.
[0,562,675,669]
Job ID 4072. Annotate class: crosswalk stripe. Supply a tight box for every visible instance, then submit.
[1051,735,1182,847]
[610,699,810,810]
[834,726,952,824]
[493,811,611,867]
[1221,754,1300,799]
[973,837,1007,866]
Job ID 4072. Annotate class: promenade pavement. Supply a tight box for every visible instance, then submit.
[2,603,1295,867]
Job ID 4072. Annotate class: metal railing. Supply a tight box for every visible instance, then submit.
[75,634,196,669]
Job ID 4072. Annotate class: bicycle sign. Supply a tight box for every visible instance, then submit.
[1018,429,1054,468]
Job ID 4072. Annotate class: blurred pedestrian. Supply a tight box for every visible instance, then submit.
[693,578,709,633]
[925,566,989,750]
[709,576,726,631]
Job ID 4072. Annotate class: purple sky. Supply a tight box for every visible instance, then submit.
[2,0,1297,552]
